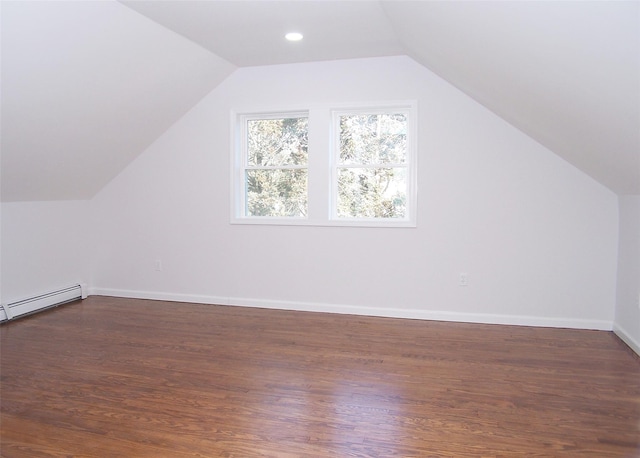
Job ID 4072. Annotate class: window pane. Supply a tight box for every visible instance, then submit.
[246,169,307,217]
[247,117,308,166]
[339,113,406,165]
[337,167,406,218]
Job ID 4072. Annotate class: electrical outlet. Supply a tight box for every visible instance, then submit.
[154,260,163,272]
[459,272,468,286]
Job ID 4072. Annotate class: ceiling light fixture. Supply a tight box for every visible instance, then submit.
[285,32,303,42]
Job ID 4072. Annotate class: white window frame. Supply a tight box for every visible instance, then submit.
[231,111,309,224]
[231,101,417,228]
[330,103,417,227]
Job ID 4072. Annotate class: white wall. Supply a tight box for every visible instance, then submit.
[1,200,90,305]
[614,196,640,352]
[90,56,619,329]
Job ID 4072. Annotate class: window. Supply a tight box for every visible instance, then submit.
[232,102,416,227]
[332,109,411,221]
[237,113,308,218]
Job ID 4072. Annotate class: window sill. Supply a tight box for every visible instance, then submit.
[230,217,417,228]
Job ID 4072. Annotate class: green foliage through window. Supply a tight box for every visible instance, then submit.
[244,116,308,217]
[337,167,406,218]
[336,112,408,219]
[248,118,308,167]
[246,169,307,217]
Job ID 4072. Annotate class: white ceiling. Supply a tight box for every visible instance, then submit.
[1,1,234,201]
[2,1,638,201]
[383,1,639,196]
[122,0,405,66]
[121,0,640,195]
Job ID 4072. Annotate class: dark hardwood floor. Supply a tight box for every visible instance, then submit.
[1,296,639,457]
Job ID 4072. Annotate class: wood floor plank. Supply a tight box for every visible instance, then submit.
[1,296,639,457]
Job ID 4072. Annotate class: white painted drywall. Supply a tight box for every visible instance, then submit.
[614,196,640,353]
[1,1,235,202]
[384,1,640,195]
[90,56,619,329]
[1,201,90,305]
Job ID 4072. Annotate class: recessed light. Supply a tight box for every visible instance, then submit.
[285,32,303,42]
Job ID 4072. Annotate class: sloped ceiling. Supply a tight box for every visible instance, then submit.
[2,1,638,201]
[120,0,640,196]
[1,1,235,202]
[383,1,639,196]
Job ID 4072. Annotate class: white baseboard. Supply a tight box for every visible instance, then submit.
[89,287,613,331]
[613,323,640,356]
[89,287,228,306]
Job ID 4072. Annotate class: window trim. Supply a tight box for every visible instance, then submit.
[329,104,417,227]
[232,110,310,223]
[231,101,417,228]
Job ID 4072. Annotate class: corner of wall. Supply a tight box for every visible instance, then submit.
[614,195,640,356]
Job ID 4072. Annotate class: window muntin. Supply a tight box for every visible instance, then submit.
[332,108,413,222]
[241,114,308,218]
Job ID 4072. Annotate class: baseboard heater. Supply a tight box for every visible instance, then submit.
[0,284,86,322]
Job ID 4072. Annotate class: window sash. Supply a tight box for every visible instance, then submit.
[331,106,415,224]
[237,112,309,220]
